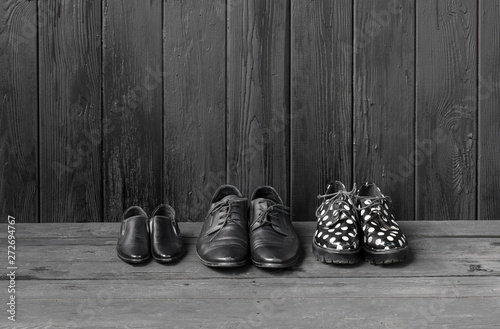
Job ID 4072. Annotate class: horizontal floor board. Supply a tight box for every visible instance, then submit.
[5,237,500,280]
[8,294,500,329]
[2,222,500,328]
[16,277,500,299]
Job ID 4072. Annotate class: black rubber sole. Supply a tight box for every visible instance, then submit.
[312,242,362,265]
[251,254,301,269]
[152,248,186,264]
[362,245,410,265]
[196,252,248,268]
[117,252,150,264]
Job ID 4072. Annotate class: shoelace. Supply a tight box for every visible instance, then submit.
[205,197,247,238]
[251,201,292,235]
[356,195,393,229]
[315,185,357,222]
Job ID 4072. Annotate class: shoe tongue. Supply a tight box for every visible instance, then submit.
[253,198,275,216]
[220,194,240,203]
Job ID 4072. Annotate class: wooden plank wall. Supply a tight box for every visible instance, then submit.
[0,0,38,222]
[38,0,102,222]
[0,0,499,222]
[102,0,163,222]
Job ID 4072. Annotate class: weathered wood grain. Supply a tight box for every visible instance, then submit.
[353,0,415,220]
[478,1,500,220]
[4,222,500,328]
[415,0,477,220]
[8,238,500,281]
[10,298,500,329]
[227,0,290,202]
[4,221,500,281]
[10,278,500,329]
[163,0,226,221]
[9,279,500,328]
[291,0,353,221]
[0,0,38,222]
[38,0,102,222]
[17,277,500,300]
[102,0,163,221]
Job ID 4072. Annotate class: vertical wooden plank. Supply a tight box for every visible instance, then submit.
[227,0,290,201]
[164,1,226,221]
[478,1,500,220]
[353,0,415,220]
[39,0,102,222]
[291,0,352,221]
[416,0,477,220]
[103,0,163,221]
[0,0,38,222]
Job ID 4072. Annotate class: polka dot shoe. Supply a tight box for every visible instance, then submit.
[356,182,409,264]
[312,181,362,264]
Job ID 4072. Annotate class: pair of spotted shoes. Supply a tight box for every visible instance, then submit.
[312,181,409,265]
[116,204,185,264]
[196,185,301,268]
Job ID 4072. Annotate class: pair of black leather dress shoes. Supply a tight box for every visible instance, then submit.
[196,185,301,268]
[116,204,184,264]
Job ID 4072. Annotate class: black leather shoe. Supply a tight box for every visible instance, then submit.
[149,204,184,263]
[356,182,409,264]
[249,186,301,268]
[196,185,249,267]
[312,181,362,264]
[116,206,150,264]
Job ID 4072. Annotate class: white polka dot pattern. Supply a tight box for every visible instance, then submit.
[314,192,359,252]
[357,190,408,251]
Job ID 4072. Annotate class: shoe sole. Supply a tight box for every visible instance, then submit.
[362,245,410,265]
[196,252,248,268]
[251,253,301,269]
[117,252,150,264]
[153,248,186,264]
[312,242,362,264]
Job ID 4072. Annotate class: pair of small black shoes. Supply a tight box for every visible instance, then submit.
[116,204,184,264]
[196,185,301,268]
[312,181,410,265]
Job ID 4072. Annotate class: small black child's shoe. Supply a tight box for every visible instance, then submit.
[117,206,150,264]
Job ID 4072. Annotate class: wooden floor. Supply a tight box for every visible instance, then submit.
[1,221,500,328]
